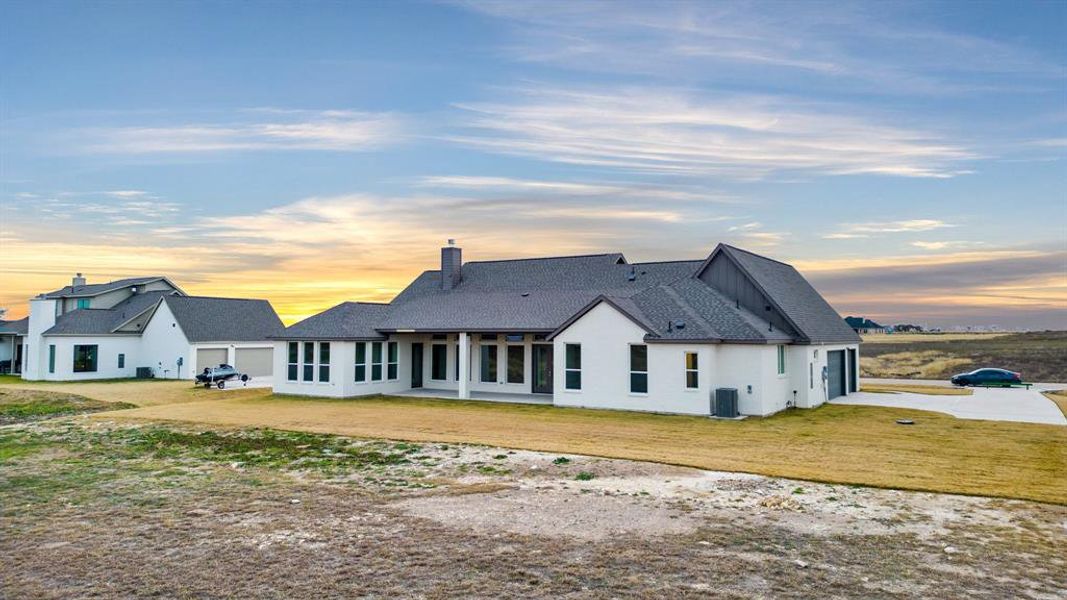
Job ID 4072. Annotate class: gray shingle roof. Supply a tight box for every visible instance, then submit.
[714,245,861,344]
[380,256,704,332]
[43,291,173,336]
[0,317,28,335]
[42,276,171,299]
[274,302,390,340]
[164,296,284,343]
[286,245,857,346]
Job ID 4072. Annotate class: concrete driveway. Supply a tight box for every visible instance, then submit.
[834,387,1066,426]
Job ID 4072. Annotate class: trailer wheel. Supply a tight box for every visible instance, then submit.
[217,380,226,389]
[240,374,249,382]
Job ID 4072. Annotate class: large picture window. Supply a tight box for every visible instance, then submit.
[288,342,298,381]
[506,345,524,384]
[354,343,366,382]
[630,345,648,394]
[480,344,497,383]
[303,342,314,381]
[777,345,786,375]
[685,352,699,389]
[73,344,98,373]
[387,342,398,380]
[431,344,448,380]
[371,342,383,381]
[318,342,330,382]
[565,344,581,390]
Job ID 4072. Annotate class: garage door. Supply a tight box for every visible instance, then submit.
[196,348,228,373]
[235,347,273,377]
[827,350,846,399]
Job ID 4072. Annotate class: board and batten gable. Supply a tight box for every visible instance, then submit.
[697,253,797,337]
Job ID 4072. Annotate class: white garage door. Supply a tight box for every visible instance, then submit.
[196,348,228,373]
[235,348,273,377]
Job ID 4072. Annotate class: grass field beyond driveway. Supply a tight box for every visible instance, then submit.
[108,393,1067,505]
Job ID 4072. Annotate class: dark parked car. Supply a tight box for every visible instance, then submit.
[950,368,1022,387]
[195,364,249,389]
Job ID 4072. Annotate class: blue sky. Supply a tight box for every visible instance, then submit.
[1,0,1064,327]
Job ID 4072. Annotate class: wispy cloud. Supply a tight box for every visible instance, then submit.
[415,175,739,203]
[824,219,956,239]
[72,110,406,154]
[451,87,975,179]
[912,240,984,251]
[454,1,1062,95]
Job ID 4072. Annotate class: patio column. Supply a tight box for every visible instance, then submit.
[457,332,470,399]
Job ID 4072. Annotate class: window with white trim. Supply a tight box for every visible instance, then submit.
[480,344,497,382]
[287,342,298,381]
[387,342,398,380]
[371,342,383,381]
[318,342,330,382]
[565,344,581,390]
[431,344,448,380]
[685,352,698,389]
[777,345,786,375]
[302,342,314,381]
[354,343,367,382]
[629,345,647,394]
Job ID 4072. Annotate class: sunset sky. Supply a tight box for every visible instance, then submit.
[1,1,1064,329]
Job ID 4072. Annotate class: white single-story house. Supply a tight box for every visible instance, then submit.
[19,274,284,381]
[273,242,861,417]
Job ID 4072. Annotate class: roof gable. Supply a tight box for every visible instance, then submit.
[163,296,284,343]
[42,276,183,299]
[697,244,860,344]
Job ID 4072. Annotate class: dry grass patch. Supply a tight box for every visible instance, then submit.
[861,350,973,379]
[0,377,270,408]
[0,388,135,425]
[1043,390,1067,419]
[109,393,1067,504]
[861,383,971,396]
[862,332,1011,343]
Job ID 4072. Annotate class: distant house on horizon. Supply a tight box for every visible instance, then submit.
[845,316,886,334]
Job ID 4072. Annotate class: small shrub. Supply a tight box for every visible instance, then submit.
[552,456,571,465]
[575,471,595,481]
[792,487,805,495]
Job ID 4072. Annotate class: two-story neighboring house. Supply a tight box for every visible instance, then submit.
[273,242,861,417]
[20,274,284,381]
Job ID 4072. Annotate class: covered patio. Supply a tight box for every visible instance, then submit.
[395,387,553,406]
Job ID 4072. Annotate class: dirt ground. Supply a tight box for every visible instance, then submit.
[3,417,1065,599]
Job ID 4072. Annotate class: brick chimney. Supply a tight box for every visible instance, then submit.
[441,240,462,290]
[72,273,86,288]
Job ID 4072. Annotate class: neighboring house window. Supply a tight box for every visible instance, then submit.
[480,344,497,383]
[73,344,98,373]
[118,353,125,369]
[505,334,523,343]
[685,352,699,389]
[454,344,459,381]
[630,345,648,394]
[77,298,90,309]
[565,344,581,390]
[387,342,398,380]
[507,345,524,384]
[809,362,813,389]
[371,342,383,381]
[318,342,330,382]
[303,342,314,381]
[777,345,786,375]
[287,342,298,381]
[431,344,448,380]
[354,343,366,382]
[48,345,55,374]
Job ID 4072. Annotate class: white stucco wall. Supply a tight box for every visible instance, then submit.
[139,300,194,379]
[35,336,141,381]
[272,339,412,398]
